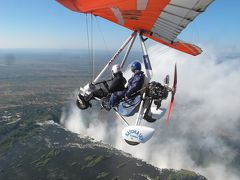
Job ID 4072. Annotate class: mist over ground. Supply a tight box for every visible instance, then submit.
[61,44,240,180]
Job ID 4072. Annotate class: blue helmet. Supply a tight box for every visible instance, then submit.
[131,61,141,72]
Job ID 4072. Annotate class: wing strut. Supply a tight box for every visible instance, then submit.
[93,31,138,84]
[113,108,129,126]
[120,32,137,68]
[139,34,153,80]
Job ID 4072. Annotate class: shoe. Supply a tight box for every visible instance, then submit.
[84,93,93,101]
[101,101,111,111]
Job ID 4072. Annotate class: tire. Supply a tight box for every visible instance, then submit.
[124,140,140,146]
[76,95,90,110]
[143,114,157,123]
[143,107,157,123]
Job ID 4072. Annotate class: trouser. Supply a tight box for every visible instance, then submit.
[108,90,126,108]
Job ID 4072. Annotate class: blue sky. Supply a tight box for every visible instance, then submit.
[0,0,239,50]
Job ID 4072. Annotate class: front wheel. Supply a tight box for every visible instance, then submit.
[76,95,90,110]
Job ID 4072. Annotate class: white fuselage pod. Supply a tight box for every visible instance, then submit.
[122,126,155,145]
[80,83,94,96]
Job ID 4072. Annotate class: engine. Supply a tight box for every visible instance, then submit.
[146,81,169,109]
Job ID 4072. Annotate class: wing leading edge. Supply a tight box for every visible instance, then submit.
[57,0,214,56]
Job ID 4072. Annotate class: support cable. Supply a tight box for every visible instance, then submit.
[91,14,94,81]
[85,14,92,79]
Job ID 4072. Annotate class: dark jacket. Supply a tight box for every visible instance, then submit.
[125,71,145,98]
[108,72,126,93]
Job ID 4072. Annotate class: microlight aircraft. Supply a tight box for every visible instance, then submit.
[57,0,214,145]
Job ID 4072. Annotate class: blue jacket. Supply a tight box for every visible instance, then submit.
[125,71,145,98]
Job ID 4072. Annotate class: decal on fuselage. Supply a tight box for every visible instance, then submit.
[125,129,144,141]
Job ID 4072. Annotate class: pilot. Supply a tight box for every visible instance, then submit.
[108,64,126,93]
[92,64,126,99]
[102,61,145,111]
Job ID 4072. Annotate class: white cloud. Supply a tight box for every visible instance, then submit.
[61,44,240,180]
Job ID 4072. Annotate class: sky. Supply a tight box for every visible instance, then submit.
[0,0,239,50]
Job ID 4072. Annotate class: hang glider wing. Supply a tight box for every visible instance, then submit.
[57,0,214,56]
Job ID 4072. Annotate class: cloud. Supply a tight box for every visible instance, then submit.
[61,44,240,180]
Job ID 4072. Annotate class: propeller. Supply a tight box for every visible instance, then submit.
[166,64,177,127]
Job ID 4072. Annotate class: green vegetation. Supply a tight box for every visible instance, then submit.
[70,162,78,166]
[84,154,96,161]
[105,154,112,158]
[81,153,113,170]
[166,169,198,180]
[0,153,4,160]
[96,172,109,179]
[0,139,14,152]
[112,176,120,180]
[152,176,160,180]
[178,169,198,177]
[82,155,105,170]
[0,121,38,152]
[31,149,60,168]
[0,121,19,135]
[116,162,126,169]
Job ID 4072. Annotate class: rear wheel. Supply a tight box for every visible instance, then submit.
[143,114,157,123]
[143,105,157,123]
[124,140,140,146]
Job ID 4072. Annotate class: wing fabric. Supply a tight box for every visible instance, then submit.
[57,0,214,56]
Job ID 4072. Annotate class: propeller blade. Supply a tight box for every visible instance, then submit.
[173,64,177,92]
[166,64,177,127]
[166,96,174,127]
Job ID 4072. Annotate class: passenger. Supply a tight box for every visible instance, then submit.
[102,61,145,111]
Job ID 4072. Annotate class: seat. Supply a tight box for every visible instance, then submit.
[117,95,141,116]
[117,74,148,117]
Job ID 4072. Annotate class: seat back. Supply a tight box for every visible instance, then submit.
[138,74,149,95]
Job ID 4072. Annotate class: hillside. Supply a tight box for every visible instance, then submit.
[0,117,206,180]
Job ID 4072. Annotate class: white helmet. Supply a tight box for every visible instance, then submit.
[111,64,121,74]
